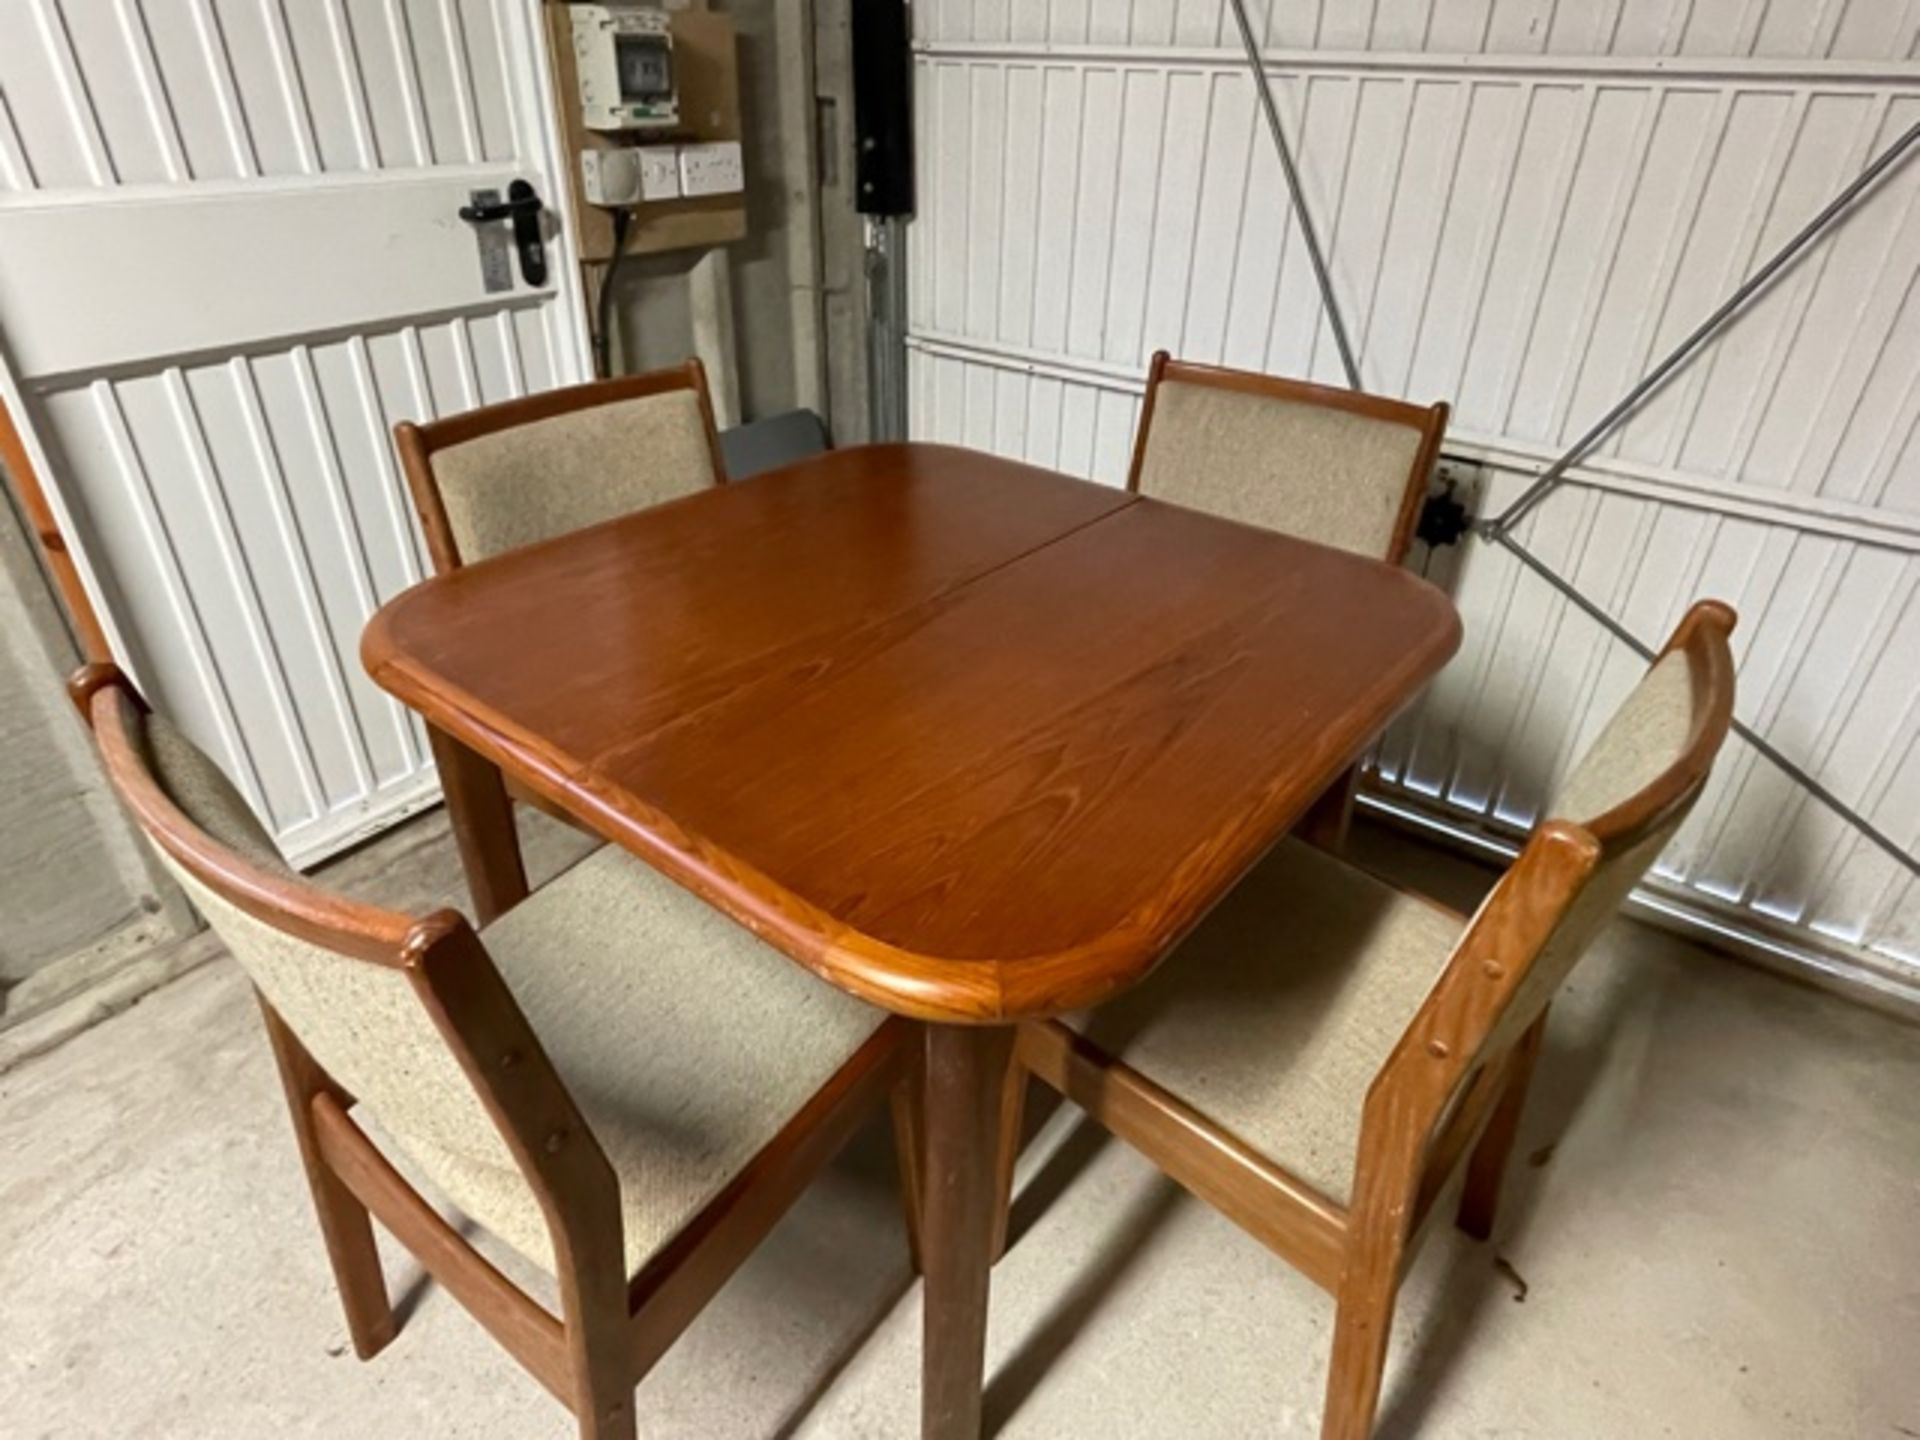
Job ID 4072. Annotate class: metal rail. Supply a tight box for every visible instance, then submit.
[1490,120,1920,538]
[1226,0,1363,389]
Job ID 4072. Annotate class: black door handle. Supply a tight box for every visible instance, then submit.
[458,179,548,288]
[457,195,540,224]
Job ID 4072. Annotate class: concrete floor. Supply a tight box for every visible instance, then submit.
[2,810,1916,1439]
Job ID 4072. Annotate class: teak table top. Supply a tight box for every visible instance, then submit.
[363,443,1461,1023]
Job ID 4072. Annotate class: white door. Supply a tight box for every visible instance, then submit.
[0,0,592,866]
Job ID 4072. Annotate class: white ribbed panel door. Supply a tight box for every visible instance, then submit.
[0,0,592,865]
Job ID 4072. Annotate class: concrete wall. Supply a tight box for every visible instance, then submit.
[604,0,820,429]
[812,0,874,445]
[0,471,189,1022]
[601,0,873,443]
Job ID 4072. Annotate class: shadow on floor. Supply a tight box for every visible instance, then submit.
[988,1127,1187,1438]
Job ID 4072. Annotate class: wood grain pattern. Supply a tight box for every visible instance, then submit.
[395,362,728,860]
[364,442,1462,1023]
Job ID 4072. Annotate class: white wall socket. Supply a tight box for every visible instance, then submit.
[580,148,640,206]
[677,141,744,197]
[580,146,681,206]
[636,147,682,200]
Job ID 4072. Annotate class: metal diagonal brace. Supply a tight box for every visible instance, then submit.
[1492,531,1918,881]
[1490,120,1920,539]
[1226,0,1362,390]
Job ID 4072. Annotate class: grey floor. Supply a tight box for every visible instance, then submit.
[2,809,1916,1439]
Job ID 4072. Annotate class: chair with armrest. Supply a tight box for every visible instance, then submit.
[72,661,906,1440]
[1007,599,1737,1439]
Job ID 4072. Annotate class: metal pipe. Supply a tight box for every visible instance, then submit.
[1490,120,1920,537]
[864,215,910,442]
[1490,530,1918,879]
[1226,0,1362,390]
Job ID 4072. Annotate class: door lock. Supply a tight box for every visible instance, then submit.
[458,179,548,288]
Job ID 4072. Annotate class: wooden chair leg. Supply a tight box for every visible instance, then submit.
[1321,1260,1401,1440]
[891,1060,926,1274]
[567,1313,638,1440]
[259,999,396,1360]
[1456,1007,1549,1242]
[989,1061,1028,1263]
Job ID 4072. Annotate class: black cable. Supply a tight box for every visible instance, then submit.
[594,207,634,379]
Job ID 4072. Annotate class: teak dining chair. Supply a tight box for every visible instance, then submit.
[1130,350,1451,850]
[71,661,907,1440]
[392,360,726,833]
[1006,600,1737,1440]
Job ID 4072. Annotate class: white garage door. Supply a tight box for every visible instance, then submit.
[904,0,1920,997]
[0,0,592,866]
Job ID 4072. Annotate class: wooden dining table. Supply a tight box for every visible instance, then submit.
[362,440,1461,1440]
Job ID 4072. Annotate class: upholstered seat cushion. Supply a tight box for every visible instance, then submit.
[413,845,886,1276]
[1068,837,1462,1206]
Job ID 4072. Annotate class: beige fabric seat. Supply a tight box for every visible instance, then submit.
[434,845,885,1273]
[1078,838,1463,1204]
[1128,352,1450,564]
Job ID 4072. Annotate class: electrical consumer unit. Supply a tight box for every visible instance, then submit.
[569,4,677,132]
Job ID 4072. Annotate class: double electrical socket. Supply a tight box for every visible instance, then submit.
[676,141,744,197]
[580,141,743,207]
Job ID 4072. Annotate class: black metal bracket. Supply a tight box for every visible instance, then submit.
[1417,487,1473,548]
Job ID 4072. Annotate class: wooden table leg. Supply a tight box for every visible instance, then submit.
[920,1022,1018,1440]
[427,724,528,925]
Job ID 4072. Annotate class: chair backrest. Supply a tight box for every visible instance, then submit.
[70,664,597,1216]
[1127,351,1449,563]
[1374,601,1737,1151]
[394,360,726,572]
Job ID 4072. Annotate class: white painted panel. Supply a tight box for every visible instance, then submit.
[905,5,1920,982]
[0,168,550,380]
[0,0,592,864]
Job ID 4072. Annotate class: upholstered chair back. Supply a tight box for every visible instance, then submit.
[101,689,519,1176]
[396,362,724,571]
[1453,604,1736,1071]
[1129,353,1449,563]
